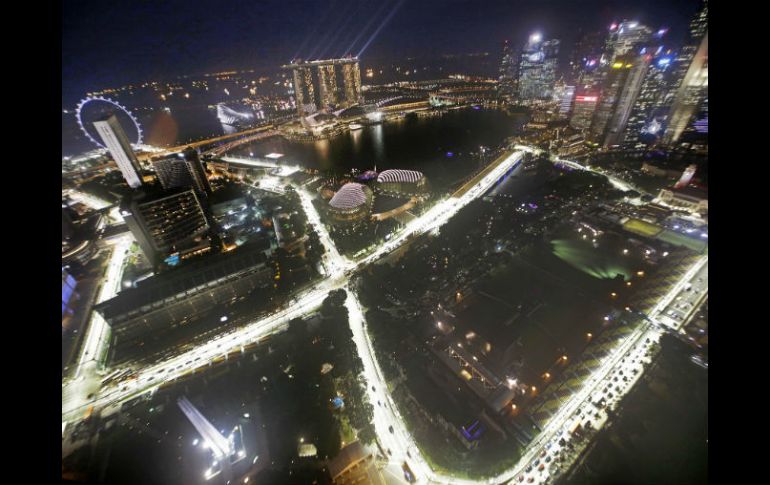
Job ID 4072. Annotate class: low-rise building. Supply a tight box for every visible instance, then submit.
[327,441,385,485]
[95,242,274,362]
[657,186,708,215]
[328,183,374,225]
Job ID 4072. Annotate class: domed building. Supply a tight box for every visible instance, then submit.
[328,182,373,224]
[375,169,428,197]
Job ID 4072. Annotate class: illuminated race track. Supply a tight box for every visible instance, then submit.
[62,146,707,485]
[348,254,708,485]
[62,148,524,423]
[74,235,133,378]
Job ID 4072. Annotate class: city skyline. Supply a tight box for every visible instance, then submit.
[63,0,702,105]
[63,2,708,484]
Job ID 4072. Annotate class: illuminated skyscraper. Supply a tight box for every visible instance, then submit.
[182,147,212,197]
[151,148,212,197]
[669,0,708,92]
[285,57,361,115]
[555,84,576,117]
[517,33,560,103]
[341,60,362,105]
[317,64,338,108]
[663,33,707,145]
[570,93,600,131]
[93,114,144,189]
[663,0,708,145]
[497,40,518,103]
[291,66,317,116]
[570,30,606,84]
[605,21,652,61]
[121,188,211,266]
[623,49,676,148]
[602,54,649,147]
[589,54,647,146]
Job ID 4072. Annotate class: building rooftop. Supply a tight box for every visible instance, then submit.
[377,169,424,184]
[329,183,370,210]
[670,184,708,201]
[327,441,369,480]
[95,242,269,320]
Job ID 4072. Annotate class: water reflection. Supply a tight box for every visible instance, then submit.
[350,127,362,151]
[370,124,385,163]
[221,123,238,135]
[314,139,332,171]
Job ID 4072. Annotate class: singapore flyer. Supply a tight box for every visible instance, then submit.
[75,96,143,149]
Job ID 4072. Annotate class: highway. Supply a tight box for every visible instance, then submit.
[346,289,435,481]
[62,234,132,432]
[202,129,279,157]
[652,257,708,331]
[356,150,525,268]
[74,234,133,376]
[62,145,707,485]
[146,124,276,157]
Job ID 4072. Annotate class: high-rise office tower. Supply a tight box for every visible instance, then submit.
[602,54,650,147]
[663,0,708,145]
[554,83,576,117]
[517,33,560,103]
[669,0,708,91]
[623,49,676,148]
[121,188,211,266]
[497,40,518,103]
[151,149,211,197]
[663,32,707,145]
[152,155,193,191]
[570,93,600,131]
[589,54,646,145]
[605,21,652,62]
[570,30,607,84]
[183,147,212,196]
[93,114,144,189]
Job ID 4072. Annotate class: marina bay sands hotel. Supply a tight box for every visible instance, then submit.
[283,57,362,116]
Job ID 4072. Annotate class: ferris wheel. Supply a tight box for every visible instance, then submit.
[75,96,144,149]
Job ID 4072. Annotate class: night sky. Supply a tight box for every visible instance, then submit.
[62,0,702,105]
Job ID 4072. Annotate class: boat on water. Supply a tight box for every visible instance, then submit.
[349,123,363,130]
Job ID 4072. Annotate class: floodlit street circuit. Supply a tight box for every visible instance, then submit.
[62,146,707,485]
